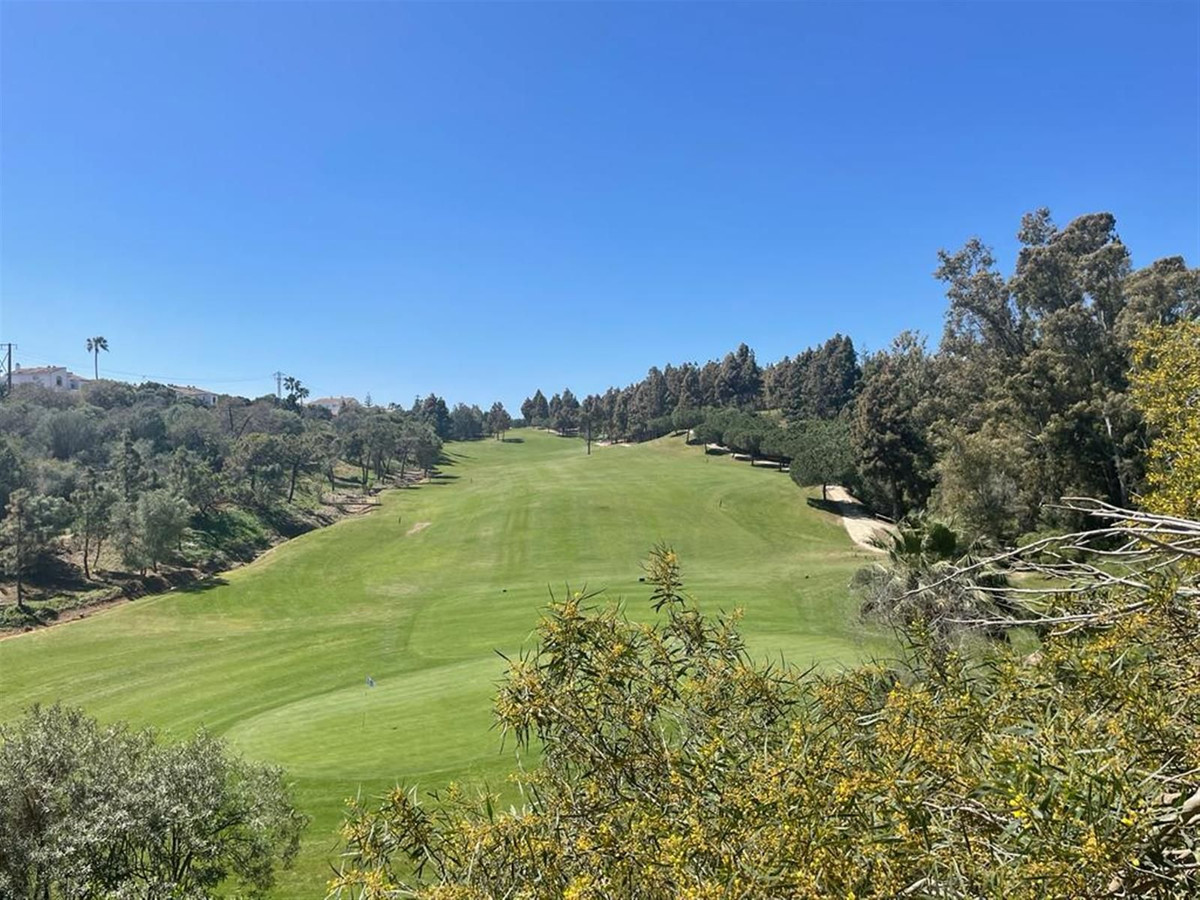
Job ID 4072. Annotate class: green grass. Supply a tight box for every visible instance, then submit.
[0,431,888,896]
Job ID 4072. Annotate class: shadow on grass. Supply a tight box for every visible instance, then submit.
[501,437,524,443]
[806,497,841,516]
[808,494,880,524]
[176,575,230,594]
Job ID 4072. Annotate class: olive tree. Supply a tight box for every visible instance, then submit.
[0,705,306,899]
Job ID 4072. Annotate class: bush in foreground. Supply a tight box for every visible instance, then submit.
[0,705,307,899]
[331,544,1199,899]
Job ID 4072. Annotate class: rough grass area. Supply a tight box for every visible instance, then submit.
[0,472,373,634]
[0,430,888,897]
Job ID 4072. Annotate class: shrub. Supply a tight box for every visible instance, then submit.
[331,545,1200,899]
[0,705,307,898]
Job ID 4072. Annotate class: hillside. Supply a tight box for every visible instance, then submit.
[0,430,887,896]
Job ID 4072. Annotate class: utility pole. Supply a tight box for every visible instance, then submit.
[273,370,284,402]
[0,343,13,396]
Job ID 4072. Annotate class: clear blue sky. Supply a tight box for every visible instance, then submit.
[2,2,1197,411]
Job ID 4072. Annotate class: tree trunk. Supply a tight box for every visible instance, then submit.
[1103,412,1129,508]
[822,482,828,501]
[83,529,91,580]
[15,509,24,610]
[288,461,299,502]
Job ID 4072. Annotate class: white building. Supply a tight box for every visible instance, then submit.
[10,365,88,392]
[309,396,356,416]
[169,384,220,407]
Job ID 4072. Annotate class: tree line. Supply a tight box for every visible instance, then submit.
[521,210,1198,542]
[0,377,514,620]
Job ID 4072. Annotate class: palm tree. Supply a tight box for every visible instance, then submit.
[85,336,109,380]
[282,375,309,408]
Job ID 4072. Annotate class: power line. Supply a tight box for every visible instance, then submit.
[99,367,269,385]
[8,343,272,387]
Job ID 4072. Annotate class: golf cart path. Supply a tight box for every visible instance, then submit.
[826,486,896,552]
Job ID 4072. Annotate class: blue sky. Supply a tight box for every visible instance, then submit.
[1,2,1196,410]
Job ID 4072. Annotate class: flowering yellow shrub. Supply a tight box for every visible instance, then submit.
[1131,320,1200,519]
[330,547,1200,899]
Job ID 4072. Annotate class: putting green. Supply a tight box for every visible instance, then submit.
[0,430,888,896]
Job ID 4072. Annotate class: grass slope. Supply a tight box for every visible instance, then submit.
[0,431,887,896]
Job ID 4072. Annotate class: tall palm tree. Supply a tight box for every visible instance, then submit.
[85,336,109,380]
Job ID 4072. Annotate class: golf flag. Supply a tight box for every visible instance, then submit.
[366,675,376,687]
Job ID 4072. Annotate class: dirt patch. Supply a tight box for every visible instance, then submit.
[406,521,432,536]
[825,486,897,552]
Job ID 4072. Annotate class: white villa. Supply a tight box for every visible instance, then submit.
[169,384,220,407]
[10,365,89,393]
[309,396,357,416]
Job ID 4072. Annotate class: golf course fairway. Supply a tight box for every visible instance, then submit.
[0,430,888,896]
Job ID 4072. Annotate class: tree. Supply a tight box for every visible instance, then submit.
[552,388,580,436]
[281,431,320,502]
[85,335,109,380]
[114,489,189,574]
[116,431,146,502]
[0,489,70,608]
[283,375,310,410]
[413,429,442,478]
[579,396,601,454]
[37,408,99,461]
[758,422,791,470]
[485,401,512,440]
[450,403,485,441]
[851,333,936,518]
[168,447,222,513]
[1130,320,1200,518]
[523,390,550,427]
[419,394,452,440]
[674,365,703,417]
[788,419,855,500]
[138,489,190,572]
[0,704,306,899]
[805,334,860,419]
[310,429,341,495]
[230,433,288,502]
[341,429,371,493]
[0,435,24,517]
[74,470,118,579]
[394,420,434,484]
[716,343,762,408]
[671,404,704,435]
[929,425,1027,543]
[932,210,1149,525]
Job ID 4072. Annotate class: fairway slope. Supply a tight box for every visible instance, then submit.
[0,430,885,896]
